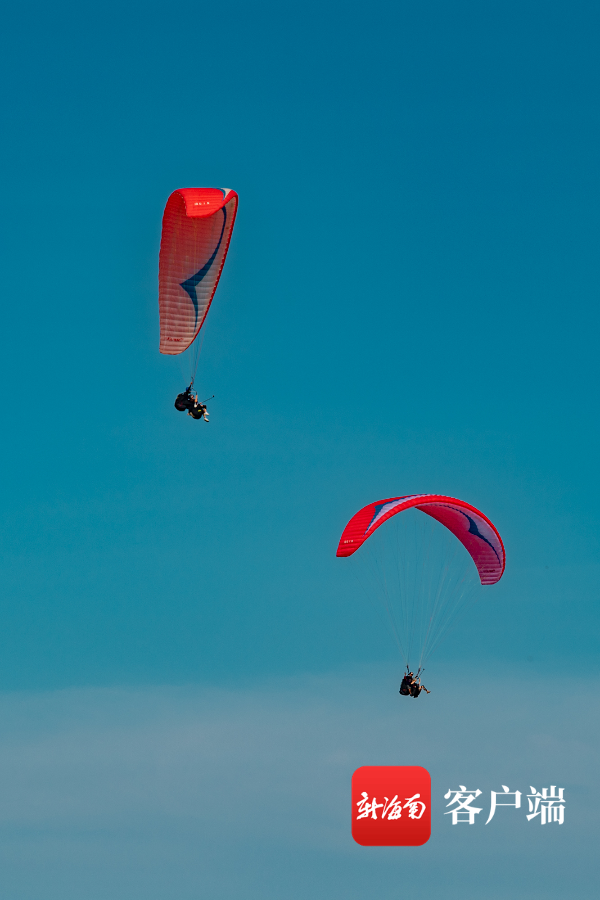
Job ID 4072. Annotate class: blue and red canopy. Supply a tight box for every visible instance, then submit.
[159,188,238,355]
[336,494,505,585]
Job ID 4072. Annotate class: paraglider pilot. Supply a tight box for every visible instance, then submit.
[174,385,209,422]
[399,669,430,698]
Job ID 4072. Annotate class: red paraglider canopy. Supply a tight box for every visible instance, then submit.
[336,494,505,585]
[159,187,238,355]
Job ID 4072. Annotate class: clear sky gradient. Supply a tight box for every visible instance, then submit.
[0,0,598,897]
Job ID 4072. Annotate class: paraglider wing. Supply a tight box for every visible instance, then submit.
[159,188,238,355]
[336,494,505,584]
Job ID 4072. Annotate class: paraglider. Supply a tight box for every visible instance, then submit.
[174,386,210,421]
[336,494,505,692]
[399,669,430,698]
[158,187,238,418]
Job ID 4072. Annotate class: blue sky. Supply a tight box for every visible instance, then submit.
[0,0,598,896]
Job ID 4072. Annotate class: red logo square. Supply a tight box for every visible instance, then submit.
[352,766,431,846]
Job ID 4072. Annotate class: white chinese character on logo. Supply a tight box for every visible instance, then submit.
[382,796,403,820]
[404,793,426,819]
[444,786,483,824]
[526,786,565,824]
[485,785,522,824]
[356,792,384,819]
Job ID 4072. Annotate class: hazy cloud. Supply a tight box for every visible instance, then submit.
[0,665,596,899]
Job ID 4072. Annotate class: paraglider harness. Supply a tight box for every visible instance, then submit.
[174,383,212,421]
[399,666,430,698]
